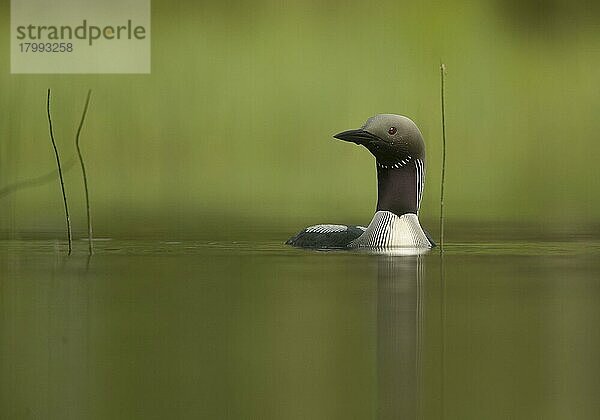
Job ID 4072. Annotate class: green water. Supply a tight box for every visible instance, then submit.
[2,0,600,234]
[1,235,599,420]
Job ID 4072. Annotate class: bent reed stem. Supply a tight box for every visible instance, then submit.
[47,89,72,255]
[75,89,93,255]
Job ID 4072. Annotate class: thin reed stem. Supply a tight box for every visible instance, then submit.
[75,90,93,255]
[439,64,447,252]
[47,89,72,255]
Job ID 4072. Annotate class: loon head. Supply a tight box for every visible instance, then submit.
[333,114,426,217]
[333,114,424,166]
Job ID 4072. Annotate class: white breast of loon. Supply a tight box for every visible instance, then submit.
[349,211,431,248]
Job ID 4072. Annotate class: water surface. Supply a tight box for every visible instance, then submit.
[1,235,599,419]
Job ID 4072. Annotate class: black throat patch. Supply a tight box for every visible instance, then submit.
[376,158,424,217]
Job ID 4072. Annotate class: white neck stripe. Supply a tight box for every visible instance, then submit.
[376,155,413,170]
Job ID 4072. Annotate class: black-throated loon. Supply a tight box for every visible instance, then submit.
[286,114,435,249]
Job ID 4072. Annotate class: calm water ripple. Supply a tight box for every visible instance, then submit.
[1,236,599,419]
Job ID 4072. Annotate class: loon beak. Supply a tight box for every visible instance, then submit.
[333,129,381,146]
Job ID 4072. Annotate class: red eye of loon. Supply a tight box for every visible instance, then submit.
[388,127,397,135]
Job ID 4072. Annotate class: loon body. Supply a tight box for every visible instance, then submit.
[286,114,434,249]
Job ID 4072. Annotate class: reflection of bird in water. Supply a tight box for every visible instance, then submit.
[377,253,424,419]
[287,114,435,249]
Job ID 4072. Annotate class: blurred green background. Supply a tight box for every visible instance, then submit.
[1,0,599,239]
